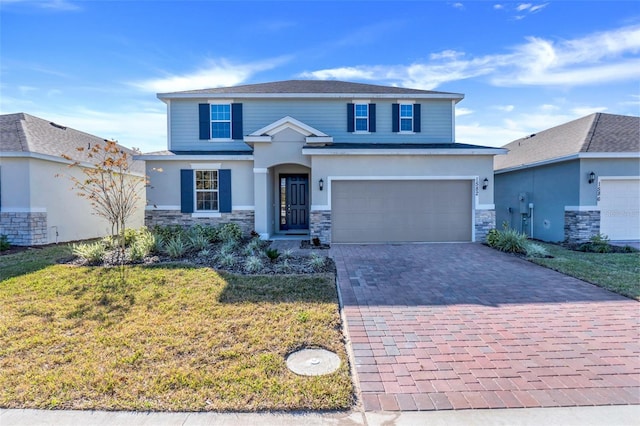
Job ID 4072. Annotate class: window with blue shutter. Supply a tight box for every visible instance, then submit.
[198,103,243,140]
[348,103,376,132]
[392,103,420,132]
[181,168,232,213]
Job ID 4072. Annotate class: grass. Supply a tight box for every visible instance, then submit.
[0,249,353,411]
[528,242,640,300]
[0,244,72,281]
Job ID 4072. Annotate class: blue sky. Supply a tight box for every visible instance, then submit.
[1,0,639,153]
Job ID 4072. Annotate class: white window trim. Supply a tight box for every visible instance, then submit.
[354,102,370,133]
[194,169,220,213]
[208,102,233,141]
[399,102,415,134]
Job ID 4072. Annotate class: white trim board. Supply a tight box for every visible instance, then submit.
[302,148,506,156]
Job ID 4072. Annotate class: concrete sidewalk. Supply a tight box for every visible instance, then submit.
[2,406,639,425]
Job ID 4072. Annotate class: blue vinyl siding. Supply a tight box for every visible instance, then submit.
[169,98,454,151]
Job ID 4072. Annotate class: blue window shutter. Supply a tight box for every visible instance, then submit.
[219,169,232,213]
[231,103,243,140]
[347,103,355,132]
[369,104,376,132]
[180,169,194,213]
[414,103,421,132]
[392,103,399,132]
[199,104,210,140]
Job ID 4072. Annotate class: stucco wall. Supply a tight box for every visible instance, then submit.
[0,157,145,245]
[145,159,254,208]
[494,160,580,242]
[579,157,640,205]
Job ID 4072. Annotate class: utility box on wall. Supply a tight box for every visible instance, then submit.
[518,192,529,214]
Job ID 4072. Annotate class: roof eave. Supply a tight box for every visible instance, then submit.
[495,152,640,174]
[157,92,464,101]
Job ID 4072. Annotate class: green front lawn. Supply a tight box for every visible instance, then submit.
[529,243,640,300]
[0,248,353,411]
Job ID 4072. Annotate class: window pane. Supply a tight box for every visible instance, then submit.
[400,104,413,118]
[210,104,230,120]
[355,118,368,131]
[400,118,413,131]
[196,191,218,211]
[355,104,368,117]
[212,122,231,138]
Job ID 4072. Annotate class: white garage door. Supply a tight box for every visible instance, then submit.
[599,179,640,241]
[331,180,472,243]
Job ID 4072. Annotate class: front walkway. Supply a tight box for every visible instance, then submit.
[331,243,640,411]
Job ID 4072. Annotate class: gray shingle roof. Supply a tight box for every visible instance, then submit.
[159,79,463,97]
[495,113,640,171]
[0,113,144,173]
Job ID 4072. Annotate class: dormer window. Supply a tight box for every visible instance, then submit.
[347,102,376,133]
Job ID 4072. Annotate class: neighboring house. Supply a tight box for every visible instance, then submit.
[494,113,640,243]
[137,80,506,244]
[0,113,145,245]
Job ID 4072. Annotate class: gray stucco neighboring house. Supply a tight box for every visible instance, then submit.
[0,113,145,245]
[137,80,507,243]
[494,113,640,243]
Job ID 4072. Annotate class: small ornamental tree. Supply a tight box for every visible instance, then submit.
[61,140,145,263]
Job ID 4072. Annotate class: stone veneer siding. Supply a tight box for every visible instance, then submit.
[0,212,48,246]
[311,208,495,244]
[310,210,332,244]
[474,209,496,242]
[145,210,255,236]
[564,210,600,243]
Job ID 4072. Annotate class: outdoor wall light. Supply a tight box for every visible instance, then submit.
[588,171,596,184]
[319,178,324,191]
[482,178,489,190]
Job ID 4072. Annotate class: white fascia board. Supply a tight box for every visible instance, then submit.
[302,148,506,156]
[145,205,181,211]
[1,207,47,213]
[245,135,272,143]
[0,151,145,177]
[136,154,253,161]
[305,136,334,144]
[495,152,640,174]
[565,206,600,211]
[158,92,465,101]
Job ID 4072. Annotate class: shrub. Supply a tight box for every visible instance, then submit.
[123,228,138,247]
[164,236,188,258]
[72,241,106,264]
[129,229,156,261]
[281,248,294,260]
[218,252,236,268]
[244,255,263,273]
[578,233,611,253]
[308,253,326,271]
[0,234,10,251]
[188,233,210,251]
[243,238,264,256]
[218,223,242,243]
[495,228,528,254]
[265,247,280,262]
[152,225,185,242]
[276,259,292,274]
[525,242,550,258]
[219,240,238,256]
[486,229,500,247]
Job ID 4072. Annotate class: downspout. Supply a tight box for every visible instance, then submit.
[529,203,534,239]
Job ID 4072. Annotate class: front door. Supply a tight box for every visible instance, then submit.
[280,174,309,231]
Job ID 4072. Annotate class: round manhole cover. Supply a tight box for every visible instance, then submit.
[286,348,340,376]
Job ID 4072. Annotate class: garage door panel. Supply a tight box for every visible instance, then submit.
[599,179,640,241]
[331,180,472,243]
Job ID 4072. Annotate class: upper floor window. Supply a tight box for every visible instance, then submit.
[199,103,243,140]
[392,103,421,133]
[195,170,218,211]
[400,104,413,132]
[347,103,376,133]
[210,104,231,139]
[354,104,369,131]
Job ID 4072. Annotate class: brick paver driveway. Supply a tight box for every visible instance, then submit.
[330,243,640,411]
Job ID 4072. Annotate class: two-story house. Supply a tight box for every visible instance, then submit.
[138,80,506,243]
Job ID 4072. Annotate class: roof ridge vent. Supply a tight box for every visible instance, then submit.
[49,122,67,130]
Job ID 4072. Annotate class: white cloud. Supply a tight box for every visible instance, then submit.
[493,4,504,10]
[455,107,473,116]
[516,3,532,11]
[302,24,640,90]
[571,106,608,116]
[539,104,559,111]
[452,2,464,10]
[0,0,80,11]
[493,105,515,112]
[131,57,290,93]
